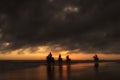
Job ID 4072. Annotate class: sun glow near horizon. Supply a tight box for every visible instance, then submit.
[0,46,120,60]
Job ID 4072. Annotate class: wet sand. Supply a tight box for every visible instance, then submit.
[0,61,120,80]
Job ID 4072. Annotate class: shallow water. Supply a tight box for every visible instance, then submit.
[0,62,120,80]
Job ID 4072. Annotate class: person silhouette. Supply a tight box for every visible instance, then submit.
[46,52,55,65]
[93,54,99,62]
[58,54,63,64]
[49,52,52,57]
[93,54,99,72]
[66,55,71,64]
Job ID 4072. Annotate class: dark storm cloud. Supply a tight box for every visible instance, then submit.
[0,0,120,54]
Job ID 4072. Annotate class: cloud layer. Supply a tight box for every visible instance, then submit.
[0,0,120,54]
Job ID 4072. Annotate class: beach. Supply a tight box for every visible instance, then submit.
[0,61,120,80]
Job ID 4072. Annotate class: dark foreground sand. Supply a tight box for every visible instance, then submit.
[0,61,120,80]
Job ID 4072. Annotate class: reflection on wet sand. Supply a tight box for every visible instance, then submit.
[46,64,55,80]
[66,64,71,80]
[0,62,120,80]
[94,62,99,72]
[46,64,71,80]
[58,64,63,80]
[94,62,99,80]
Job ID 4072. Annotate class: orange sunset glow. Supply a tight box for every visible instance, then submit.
[0,46,120,60]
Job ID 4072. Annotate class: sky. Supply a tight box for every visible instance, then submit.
[0,0,120,60]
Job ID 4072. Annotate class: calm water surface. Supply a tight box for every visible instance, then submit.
[0,62,120,80]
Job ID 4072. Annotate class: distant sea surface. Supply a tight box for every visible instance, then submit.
[0,61,120,80]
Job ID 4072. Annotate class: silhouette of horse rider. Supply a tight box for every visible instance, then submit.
[93,54,99,62]
[58,54,63,64]
[46,52,55,64]
[66,55,71,64]
[93,54,99,72]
